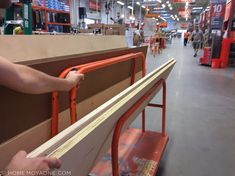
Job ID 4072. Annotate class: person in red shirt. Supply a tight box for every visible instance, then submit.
[184,31,190,46]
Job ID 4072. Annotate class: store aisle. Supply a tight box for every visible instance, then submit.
[131,38,235,176]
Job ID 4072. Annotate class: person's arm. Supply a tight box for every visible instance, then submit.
[188,33,192,42]
[5,151,61,176]
[0,56,84,94]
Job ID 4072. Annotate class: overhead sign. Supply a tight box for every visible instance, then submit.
[89,0,101,11]
[210,0,226,29]
[178,7,191,18]
[180,23,189,28]
[173,0,195,3]
[159,22,168,28]
[145,14,160,18]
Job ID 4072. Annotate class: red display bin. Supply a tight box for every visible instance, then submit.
[200,47,211,65]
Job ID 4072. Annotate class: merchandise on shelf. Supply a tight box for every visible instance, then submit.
[46,0,69,11]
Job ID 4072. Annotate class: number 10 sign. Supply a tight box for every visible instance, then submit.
[210,0,227,29]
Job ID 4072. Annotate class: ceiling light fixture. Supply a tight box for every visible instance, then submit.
[192,7,203,10]
[141,5,146,8]
[160,16,167,21]
[128,6,133,10]
[154,7,164,10]
[117,1,125,6]
[136,2,140,6]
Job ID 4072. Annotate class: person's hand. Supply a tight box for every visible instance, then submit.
[65,71,84,90]
[5,151,61,176]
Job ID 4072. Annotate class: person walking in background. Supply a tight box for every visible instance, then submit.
[190,26,203,57]
[183,31,190,46]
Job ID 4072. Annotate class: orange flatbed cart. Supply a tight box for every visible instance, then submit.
[51,53,168,175]
[90,79,168,176]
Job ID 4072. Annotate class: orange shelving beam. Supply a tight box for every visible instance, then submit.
[51,52,146,137]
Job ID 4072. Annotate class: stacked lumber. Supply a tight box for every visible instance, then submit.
[28,59,176,176]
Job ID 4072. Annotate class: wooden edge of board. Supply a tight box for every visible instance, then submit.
[47,59,176,158]
[28,59,176,158]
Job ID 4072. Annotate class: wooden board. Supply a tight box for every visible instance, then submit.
[0,46,147,144]
[28,59,176,176]
[0,35,127,63]
[0,72,142,170]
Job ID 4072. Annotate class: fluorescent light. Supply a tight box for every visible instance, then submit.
[141,5,146,8]
[192,7,203,10]
[160,16,166,21]
[117,1,124,6]
[162,4,166,8]
[154,7,164,10]
[169,7,173,10]
[185,2,189,8]
[128,6,133,10]
[166,1,170,4]
[136,2,140,6]
[157,0,162,3]
[130,16,135,20]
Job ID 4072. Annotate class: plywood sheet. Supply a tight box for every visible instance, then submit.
[0,35,127,63]
[0,46,147,144]
[0,72,142,170]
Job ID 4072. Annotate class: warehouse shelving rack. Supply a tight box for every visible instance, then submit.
[4,0,71,34]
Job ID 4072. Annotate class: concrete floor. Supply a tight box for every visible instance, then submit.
[131,38,235,176]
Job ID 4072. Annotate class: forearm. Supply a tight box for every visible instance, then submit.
[0,56,83,94]
[12,65,72,94]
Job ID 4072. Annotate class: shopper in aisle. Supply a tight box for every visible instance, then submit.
[183,31,190,46]
[190,26,203,57]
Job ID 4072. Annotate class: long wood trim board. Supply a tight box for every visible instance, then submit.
[28,59,176,176]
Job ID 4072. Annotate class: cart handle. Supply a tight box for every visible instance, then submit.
[51,52,146,137]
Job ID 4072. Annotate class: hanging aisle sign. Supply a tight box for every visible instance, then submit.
[173,0,195,3]
[210,0,227,29]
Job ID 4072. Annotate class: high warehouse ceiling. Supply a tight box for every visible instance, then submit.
[102,0,210,22]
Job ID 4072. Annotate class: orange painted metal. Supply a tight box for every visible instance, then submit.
[111,79,167,176]
[51,52,146,137]
[90,129,168,175]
